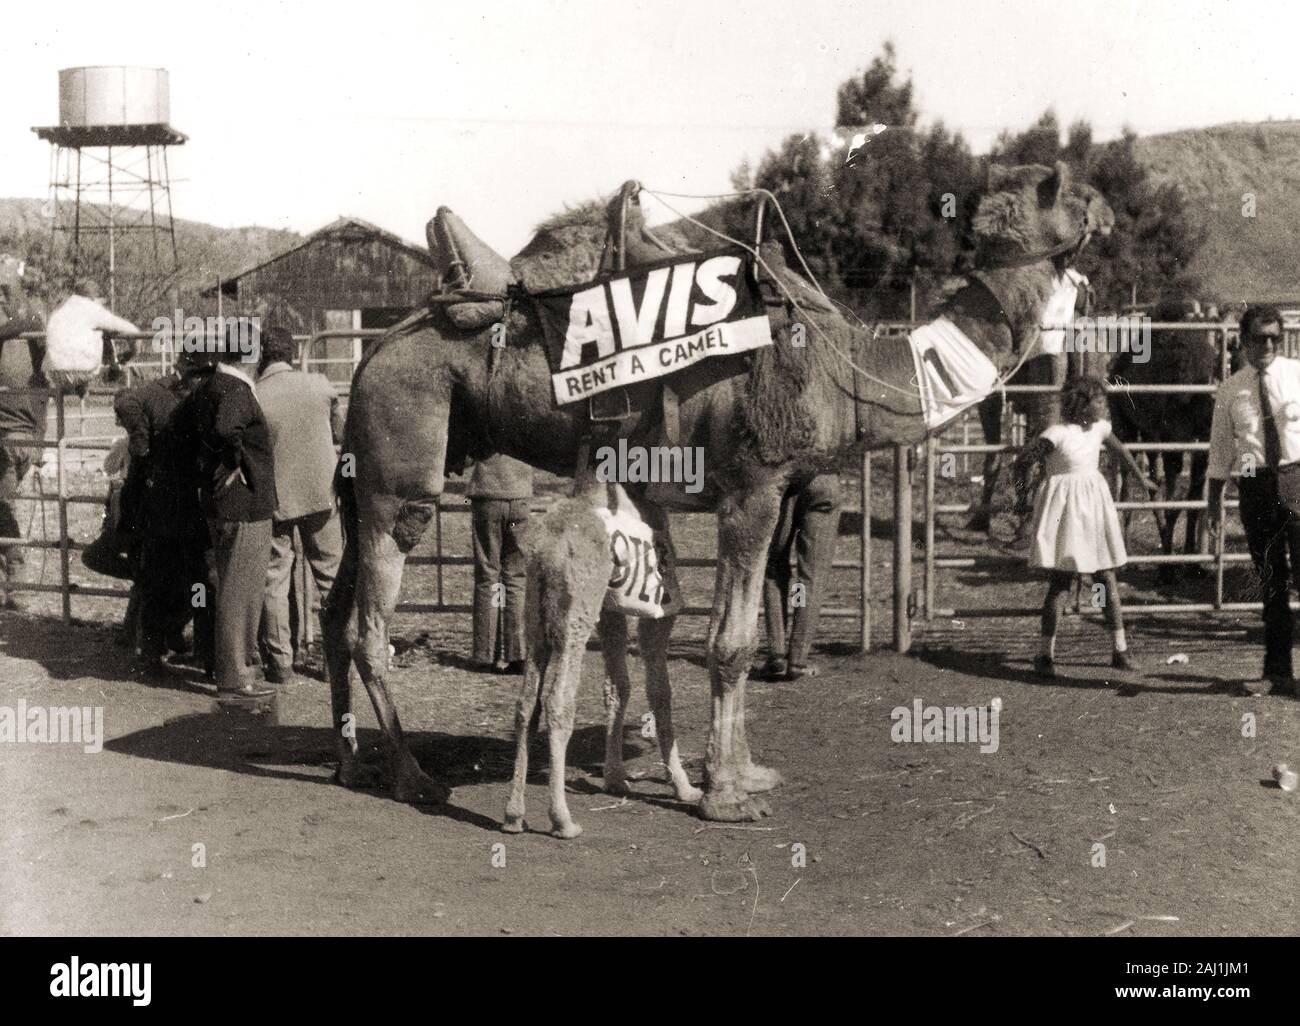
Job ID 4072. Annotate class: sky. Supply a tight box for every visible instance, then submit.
[3,0,1300,254]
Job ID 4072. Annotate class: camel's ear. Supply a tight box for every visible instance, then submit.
[1037,161,1070,207]
[987,163,1014,192]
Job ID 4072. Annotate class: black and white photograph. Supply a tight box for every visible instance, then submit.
[0,0,1295,1001]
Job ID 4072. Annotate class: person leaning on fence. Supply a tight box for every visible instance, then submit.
[255,326,344,684]
[116,349,207,679]
[1207,304,1300,697]
[467,453,533,674]
[0,254,47,611]
[171,319,278,701]
[1014,376,1156,678]
[758,472,842,681]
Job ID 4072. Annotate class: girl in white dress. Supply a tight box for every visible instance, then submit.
[1013,377,1156,677]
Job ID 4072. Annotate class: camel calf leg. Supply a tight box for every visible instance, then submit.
[502,500,609,839]
[599,609,633,796]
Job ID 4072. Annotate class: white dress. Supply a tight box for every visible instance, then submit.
[1028,420,1127,573]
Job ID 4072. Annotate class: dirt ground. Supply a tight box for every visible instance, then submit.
[1,466,1297,936]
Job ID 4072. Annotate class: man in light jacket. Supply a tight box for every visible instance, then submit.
[256,327,343,683]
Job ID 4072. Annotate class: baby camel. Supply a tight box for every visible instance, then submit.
[503,486,700,839]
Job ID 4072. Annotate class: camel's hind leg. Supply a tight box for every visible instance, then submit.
[322,511,372,788]
[638,614,702,803]
[353,506,449,804]
[503,569,546,833]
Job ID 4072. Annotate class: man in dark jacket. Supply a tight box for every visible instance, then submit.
[172,320,277,699]
[116,352,208,675]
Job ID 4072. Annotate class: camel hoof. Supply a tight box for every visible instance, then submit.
[334,758,383,790]
[699,790,770,822]
[551,820,584,839]
[741,764,783,793]
[675,783,704,804]
[394,763,450,805]
[501,815,527,834]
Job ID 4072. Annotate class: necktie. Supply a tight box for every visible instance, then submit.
[1260,368,1283,469]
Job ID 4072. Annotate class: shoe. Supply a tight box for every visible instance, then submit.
[128,659,168,683]
[787,663,820,679]
[1239,678,1273,697]
[1111,650,1133,671]
[262,664,295,686]
[500,659,526,675]
[754,658,788,682]
[1032,655,1057,679]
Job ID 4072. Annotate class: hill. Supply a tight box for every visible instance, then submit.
[1135,121,1300,303]
[0,197,303,319]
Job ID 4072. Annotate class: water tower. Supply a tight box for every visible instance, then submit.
[32,66,186,312]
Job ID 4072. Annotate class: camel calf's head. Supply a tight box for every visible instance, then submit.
[973,161,1114,264]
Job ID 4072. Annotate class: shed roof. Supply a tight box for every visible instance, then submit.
[203,216,433,296]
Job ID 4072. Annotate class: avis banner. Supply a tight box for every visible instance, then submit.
[533,246,773,405]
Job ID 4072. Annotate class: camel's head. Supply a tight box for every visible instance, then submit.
[973,161,1113,265]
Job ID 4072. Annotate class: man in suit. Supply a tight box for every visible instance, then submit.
[760,472,842,680]
[1208,304,1300,697]
[172,319,277,700]
[255,327,344,683]
[0,255,46,610]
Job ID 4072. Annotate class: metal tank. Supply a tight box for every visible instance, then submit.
[58,66,170,127]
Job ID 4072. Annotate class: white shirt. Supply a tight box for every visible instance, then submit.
[42,295,138,376]
[1207,355,1300,479]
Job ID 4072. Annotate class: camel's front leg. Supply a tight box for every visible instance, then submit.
[354,515,449,805]
[638,613,702,803]
[700,490,783,822]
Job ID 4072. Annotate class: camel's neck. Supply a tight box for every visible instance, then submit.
[828,259,1062,454]
[959,260,1059,357]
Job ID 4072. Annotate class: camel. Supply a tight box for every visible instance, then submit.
[322,162,1114,823]
[502,484,699,838]
[1109,301,1219,581]
[967,353,1065,534]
